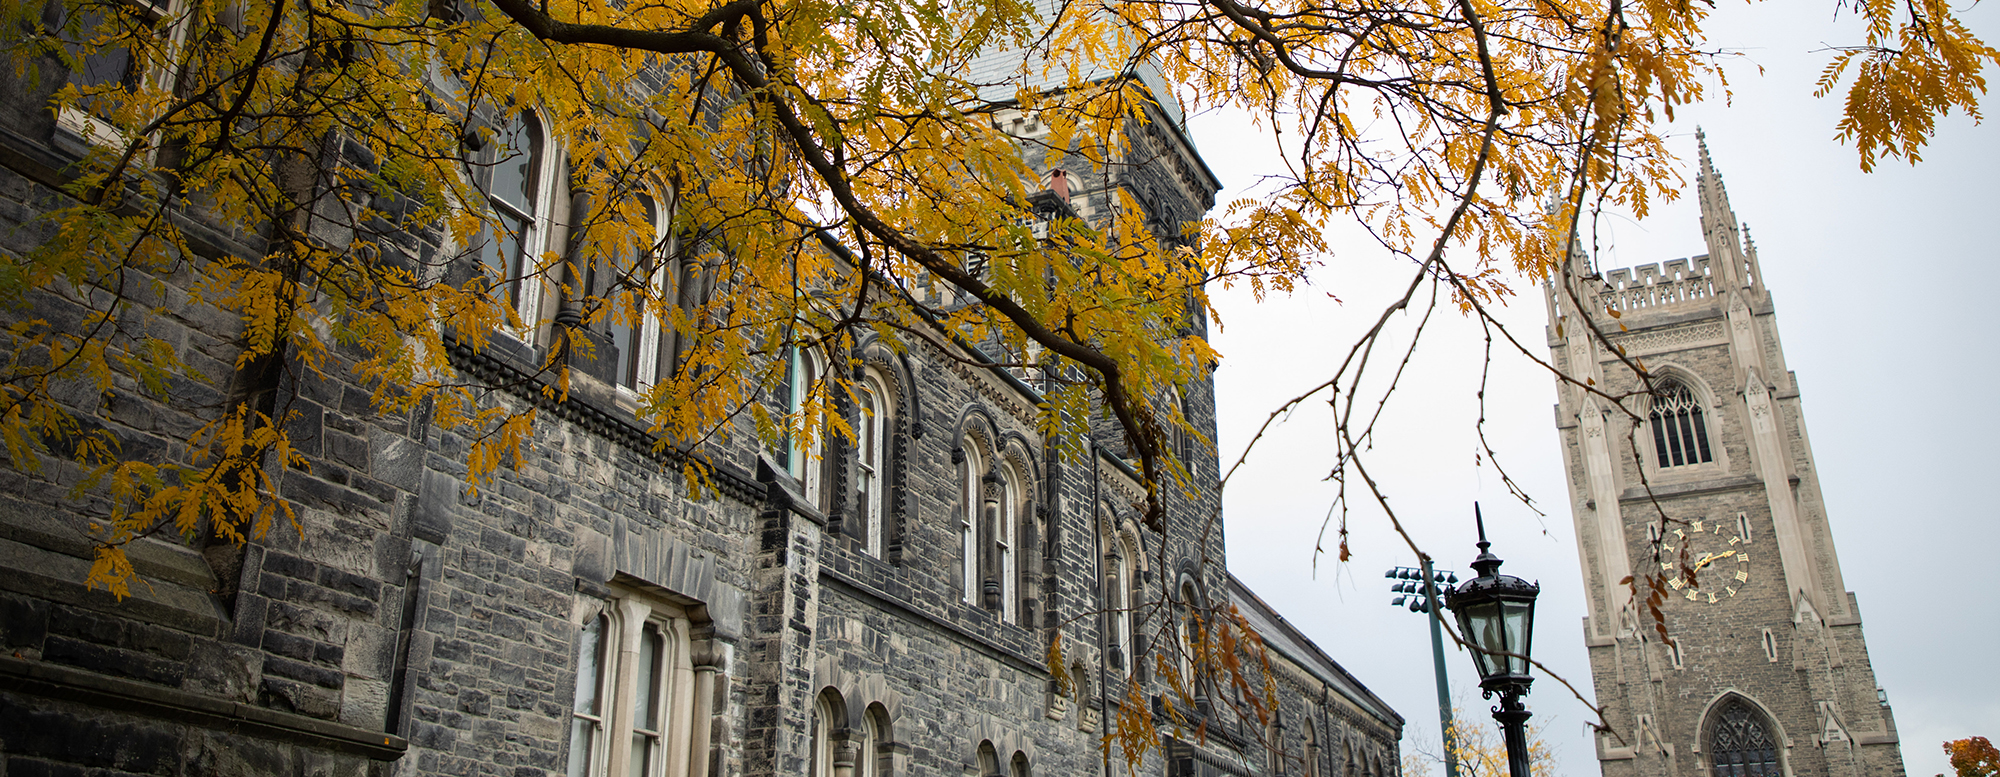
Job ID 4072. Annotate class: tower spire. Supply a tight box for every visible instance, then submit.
[1696,129,1752,289]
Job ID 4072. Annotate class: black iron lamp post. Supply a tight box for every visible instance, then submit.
[1445,505,1541,777]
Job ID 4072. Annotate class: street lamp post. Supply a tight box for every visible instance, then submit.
[1445,505,1541,777]
[1386,562,1461,777]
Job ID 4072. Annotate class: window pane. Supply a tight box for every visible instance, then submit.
[628,731,650,777]
[1690,408,1713,462]
[1664,408,1686,466]
[567,615,605,777]
[567,719,596,777]
[635,625,661,728]
[492,114,539,213]
[610,302,640,388]
[480,212,527,302]
[1651,410,1672,465]
[572,617,603,714]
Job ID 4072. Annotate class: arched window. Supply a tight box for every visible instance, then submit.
[1177,581,1202,690]
[1267,713,1285,775]
[1707,699,1782,776]
[480,110,556,317]
[656,220,717,383]
[596,194,666,391]
[856,373,888,557]
[960,446,984,605]
[1650,379,1714,467]
[1108,531,1136,677]
[998,463,1019,624]
[1304,722,1319,777]
[1011,751,1031,777]
[780,347,826,507]
[977,742,1001,777]
[810,694,835,777]
[861,704,891,777]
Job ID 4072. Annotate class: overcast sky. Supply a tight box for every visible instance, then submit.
[1188,3,2000,775]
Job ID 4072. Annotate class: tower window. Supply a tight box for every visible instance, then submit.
[1649,380,1714,468]
[1707,699,1782,776]
[1762,629,1778,663]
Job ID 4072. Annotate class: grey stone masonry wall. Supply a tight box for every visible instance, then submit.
[1543,140,1904,777]
[0,32,1402,777]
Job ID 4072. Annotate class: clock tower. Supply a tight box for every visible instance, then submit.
[1543,135,1905,777]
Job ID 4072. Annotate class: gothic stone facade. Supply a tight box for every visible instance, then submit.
[1543,138,1903,777]
[0,36,1402,777]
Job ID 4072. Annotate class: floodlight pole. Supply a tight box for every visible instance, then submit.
[1421,556,1462,777]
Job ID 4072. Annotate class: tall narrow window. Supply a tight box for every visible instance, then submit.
[809,695,834,777]
[998,467,1017,624]
[856,375,885,556]
[1707,699,1782,776]
[780,348,824,504]
[656,228,712,383]
[860,705,891,777]
[603,195,661,391]
[629,623,665,777]
[1177,582,1201,687]
[568,615,609,777]
[1110,535,1135,677]
[482,111,543,312]
[1650,380,1714,467]
[960,449,983,605]
[1305,723,1319,777]
[568,595,697,777]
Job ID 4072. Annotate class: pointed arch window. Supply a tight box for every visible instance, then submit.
[1708,699,1782,776]
[1650,379,1714,467]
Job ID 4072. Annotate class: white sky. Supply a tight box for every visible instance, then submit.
[1190,3,2000,775]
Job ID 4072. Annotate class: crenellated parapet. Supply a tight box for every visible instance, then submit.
[1598,255,1721,314]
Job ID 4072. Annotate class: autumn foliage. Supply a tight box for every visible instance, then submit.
[1947,737,2000,777]
[0,0,1990,726]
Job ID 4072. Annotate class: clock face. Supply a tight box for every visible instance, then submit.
[1656,518,1751,605]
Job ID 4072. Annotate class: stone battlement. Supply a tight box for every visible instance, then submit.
[1597,254,1718,313]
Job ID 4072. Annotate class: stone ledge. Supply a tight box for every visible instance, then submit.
[819,567,1047,680]
[0,655,408,761]
[1619,473,1763,503]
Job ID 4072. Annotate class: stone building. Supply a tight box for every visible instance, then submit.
[0,18,1403,777]
[1542,136,1904,777]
